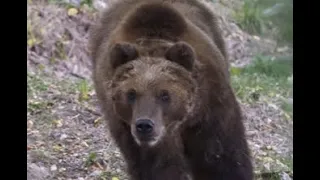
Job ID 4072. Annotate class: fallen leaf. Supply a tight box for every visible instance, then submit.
[94,117,102,127]
[68,8,78,16]
[81,141,89,147]
[112,177,120,180]
[27,120,34,129]
[52,119,63,128]
[27,38,36,47]
[52,144,64,152]
[93,162,104,170]
[283,112,291,120]
[40,28,45,35]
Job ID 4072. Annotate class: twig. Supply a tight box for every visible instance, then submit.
[70,72,86,80]
[84,106,102,117]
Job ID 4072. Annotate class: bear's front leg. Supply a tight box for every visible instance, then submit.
[137,135,193,180]
[183,124,253,180]
[151,164,192,180]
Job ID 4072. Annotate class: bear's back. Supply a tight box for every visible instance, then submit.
[89,0,227,69]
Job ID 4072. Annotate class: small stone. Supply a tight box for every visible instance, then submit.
[253,36,260,40]
[116,168,121,173]
[81,141,89,147]
[261,152,267,156]
[266,145,273,150]
[28,163,50,180]
[50,165,57,171]
[263,163,270,171]
[59,168,66,172]
[60,134,68,140]
[89,170,102,177]
[93,0,107,10]
[27,120,33,129]
[277,46,289,53]
[280,172,292,180]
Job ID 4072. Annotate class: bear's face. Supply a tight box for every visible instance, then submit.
[108,42,196,147]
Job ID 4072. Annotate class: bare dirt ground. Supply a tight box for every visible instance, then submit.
[27,1,293,179]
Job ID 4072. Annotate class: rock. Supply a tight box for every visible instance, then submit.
[60,134,68,140]
[280,172,292,180]
[89,170,102,177]
[93,0,108,10]
[286,98,293,105]
[50,164,57,172]
[59,167,66,172]
[27,163,50,180]
[27,120,34,129]
[61,0,81,7]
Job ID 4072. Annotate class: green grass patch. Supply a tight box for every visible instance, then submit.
[27,73,56,125]
[48,0,94,9]
[255,173,281,180]
[281,100,293,116]
[234,0,265,35]
[280,156,293,172]
[85,151,98,167]
[231,55,292,111]
[234,0,292,45]
[27,73,49,94]
[77,79,90,102]
[241,55,292,78]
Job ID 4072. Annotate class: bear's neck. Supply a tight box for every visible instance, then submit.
[134,38,175,58]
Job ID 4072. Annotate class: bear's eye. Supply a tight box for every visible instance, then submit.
[160,90,170,103]
[127,89,136,104]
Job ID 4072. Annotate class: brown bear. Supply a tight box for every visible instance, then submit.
[89,0,253,179]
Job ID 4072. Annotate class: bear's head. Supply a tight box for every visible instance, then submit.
[108,41,197,147]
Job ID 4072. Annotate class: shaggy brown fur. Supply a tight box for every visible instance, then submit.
[89,0,253,179]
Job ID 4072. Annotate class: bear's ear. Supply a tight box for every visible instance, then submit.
[109,42,139,69]
[165,42,195,71]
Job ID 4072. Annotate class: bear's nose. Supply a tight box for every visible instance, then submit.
[136,119,154,134]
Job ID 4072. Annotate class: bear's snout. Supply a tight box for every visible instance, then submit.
[136,119,154,135]
[131,118,165,147]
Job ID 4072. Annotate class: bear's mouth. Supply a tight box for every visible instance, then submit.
[131,128,165,147]
[136,134,155,142]
[131,131,157,146]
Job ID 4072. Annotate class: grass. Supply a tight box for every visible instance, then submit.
[233,0,265,35]
[231,55,293,116]
[234,0,293,45]
[27,73,48,96]
[254,155,292,180]
[241,55,292,78]
[77,79,90,102]
[85,152,98,167]
[27,73,51,116]
[27,71,94,129]
[48,0,94,9]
